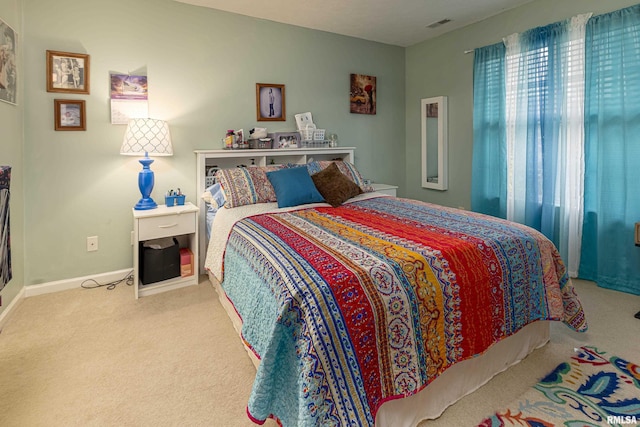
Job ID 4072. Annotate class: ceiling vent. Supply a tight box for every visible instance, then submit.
[426,18,452,29]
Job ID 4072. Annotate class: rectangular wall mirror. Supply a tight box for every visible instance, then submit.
[421,96,448,190]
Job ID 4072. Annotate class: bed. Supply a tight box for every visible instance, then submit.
[197,153,587,427]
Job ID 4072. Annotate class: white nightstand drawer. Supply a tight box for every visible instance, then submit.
[138,211,196,241]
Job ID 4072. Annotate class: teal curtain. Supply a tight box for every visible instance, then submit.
[581,5,640,295]
[471,42,506,218]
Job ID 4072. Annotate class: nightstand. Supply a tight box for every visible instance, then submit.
[132,202,199,299]
[371,183,398,197]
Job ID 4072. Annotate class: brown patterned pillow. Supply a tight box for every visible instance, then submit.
[311,162,363,207]
[306,160,373,193]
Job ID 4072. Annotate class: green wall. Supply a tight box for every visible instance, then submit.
[4,0,640,310]
[21,0,405,286]
[405,0,640,209]
[0,0,23,317]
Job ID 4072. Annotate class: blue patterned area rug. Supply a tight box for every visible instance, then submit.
[478,346,640,427]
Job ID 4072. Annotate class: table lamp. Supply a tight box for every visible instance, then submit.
[120,118,173,210]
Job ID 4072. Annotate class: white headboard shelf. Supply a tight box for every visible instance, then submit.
[194,147,356,273]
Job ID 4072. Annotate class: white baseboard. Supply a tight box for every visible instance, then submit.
[0,269,133,331]
[24,268,133,298]
[0,286,26,330]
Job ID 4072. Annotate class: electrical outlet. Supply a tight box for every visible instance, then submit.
[87,236,98,252]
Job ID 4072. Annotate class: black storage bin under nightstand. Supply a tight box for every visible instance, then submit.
[139,238,180,285]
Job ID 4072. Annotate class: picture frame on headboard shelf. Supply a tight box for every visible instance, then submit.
[256,83,285,121]
[269,131,300,149]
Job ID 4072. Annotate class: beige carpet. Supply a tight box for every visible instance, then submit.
[0,277,637,427]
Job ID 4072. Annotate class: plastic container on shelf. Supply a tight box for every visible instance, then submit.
[165,194,186,206]
[300,124,316,141]
[249,138,273,149]
[224,130,235,149]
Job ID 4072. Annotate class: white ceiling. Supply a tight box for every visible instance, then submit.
[175,0,534,47]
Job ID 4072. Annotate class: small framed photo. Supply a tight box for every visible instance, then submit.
[46,50,90,94]
[269,131,300,149]
[256,83,285,121]
[54,99,86,131]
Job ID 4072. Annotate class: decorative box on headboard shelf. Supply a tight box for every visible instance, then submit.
[194,147,356,274]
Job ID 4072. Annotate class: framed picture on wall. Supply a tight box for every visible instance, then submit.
[256,83,285,121]
[0,18,17,105]
[350,73,376,115]
[46,50,90,94]
[54,99,86,131]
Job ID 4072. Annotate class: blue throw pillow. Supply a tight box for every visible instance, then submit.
[266,166,325,208]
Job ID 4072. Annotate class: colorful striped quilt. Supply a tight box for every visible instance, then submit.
[219,197,587,426]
